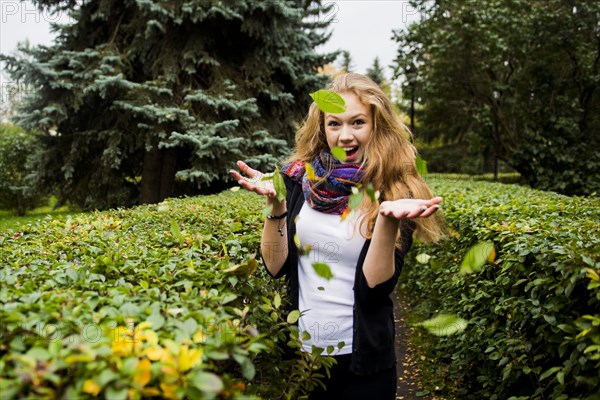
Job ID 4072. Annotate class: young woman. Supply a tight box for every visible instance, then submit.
[231,73,444,399]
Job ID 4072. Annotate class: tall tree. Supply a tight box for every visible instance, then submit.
[365,57,385,86]
[0,124,46,215]
[393,0,600,195]
[338,50,354,73]
[1,0,336,209]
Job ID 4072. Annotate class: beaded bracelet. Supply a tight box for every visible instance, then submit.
[266,211,287,220]
[266,211,287,236]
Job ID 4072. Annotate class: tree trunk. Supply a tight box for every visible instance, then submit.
[140,145,177,204]
[159,148,177,201]
[482,145,495,175]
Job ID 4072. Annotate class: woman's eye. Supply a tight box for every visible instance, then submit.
[354,119,365,125]
[327,121,339,127]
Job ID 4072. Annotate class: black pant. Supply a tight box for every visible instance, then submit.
[308,354,396,400]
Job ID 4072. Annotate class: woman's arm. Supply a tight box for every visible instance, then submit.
[260,197,288,276]
[230,160,289,277]
[363,197,442,288]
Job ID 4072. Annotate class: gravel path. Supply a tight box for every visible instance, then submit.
[393,286,431,400]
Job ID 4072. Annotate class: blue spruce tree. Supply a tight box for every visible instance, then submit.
[2,0,336,208]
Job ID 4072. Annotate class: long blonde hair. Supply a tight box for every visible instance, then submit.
[286,73,445,244]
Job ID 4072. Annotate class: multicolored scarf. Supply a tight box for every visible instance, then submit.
[281,151,366,215]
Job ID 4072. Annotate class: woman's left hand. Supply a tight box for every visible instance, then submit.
[379,196,442,219]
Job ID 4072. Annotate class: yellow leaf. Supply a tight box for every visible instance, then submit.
[160,382,179,400]
[134,358,152,387]
[193,330,207,343]
[586,268,599,281]
[145,347,164,361]
[178,345,202,372]
[137,321,153,332]
[65,354,94,363]
[340,208,353,221]
[305,162,316,180]
[83,379,101,396]
[188,348,203,368]
[161,364,178,377]
[488,247,496,262]
[140,329,158,346]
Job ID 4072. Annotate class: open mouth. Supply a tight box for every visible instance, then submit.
[344,146,359,160]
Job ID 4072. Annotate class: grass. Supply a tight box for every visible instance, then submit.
[0,199,82,232]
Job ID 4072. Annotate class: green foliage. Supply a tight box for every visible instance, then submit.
[1,0,337,209]
[459,241,494,275]
[365,57,386,86]
[415,314,467,337]
[0,199,76,232]
[394,0,600,196]
[415,154,428,177]
[309,89,347,114]
[337,50,354,73]
[330,147,347,162]
[401,176,600,399]
[0,190,334,399]
[311,263,334,281]
[0,124,47,215]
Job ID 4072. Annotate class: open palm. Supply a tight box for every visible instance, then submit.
[379,196,442,219]
[230,160,278,198]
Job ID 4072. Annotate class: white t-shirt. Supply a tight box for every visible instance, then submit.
[296,204,366,355]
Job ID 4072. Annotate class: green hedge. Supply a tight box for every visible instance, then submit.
[402,177,600,399]
[0,190,329,399]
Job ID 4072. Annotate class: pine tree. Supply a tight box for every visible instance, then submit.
[1,0,335,209]
[338,50,353,73]
[365,57,385,86]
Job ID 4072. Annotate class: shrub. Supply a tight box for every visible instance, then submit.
[0,124,47,215]
[0,190,332,399]
[402,176,600,399]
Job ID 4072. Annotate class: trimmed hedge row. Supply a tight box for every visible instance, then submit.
[0,191,327,399]
[402,177,600,399]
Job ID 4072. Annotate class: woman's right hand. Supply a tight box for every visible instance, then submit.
[230,160,278,200]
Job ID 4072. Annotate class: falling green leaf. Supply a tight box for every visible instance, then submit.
[326,345,334,354]
[309,89,346,114]
[348,190,363,211]
[460,241,495,274]
[364,183,380,202]
[337,341,345,350]
[312,262,334,280]
[331,146,347,162]
[415,313,467,336]
[416,155,428,177]
[273,167,286,203]
[261,172,274,181]
[294,234,301,249]
[301,330,311,340]
[230,186,240,192]
[317,286,325,291]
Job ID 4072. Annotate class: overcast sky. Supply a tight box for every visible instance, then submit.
[0,0,419,85]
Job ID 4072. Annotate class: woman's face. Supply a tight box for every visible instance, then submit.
[323,92,372,164]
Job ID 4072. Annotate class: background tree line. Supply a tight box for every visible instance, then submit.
[1,0,597,215]
[394,0,599,196]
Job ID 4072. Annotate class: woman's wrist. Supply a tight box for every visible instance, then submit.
[266,198,286,215]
